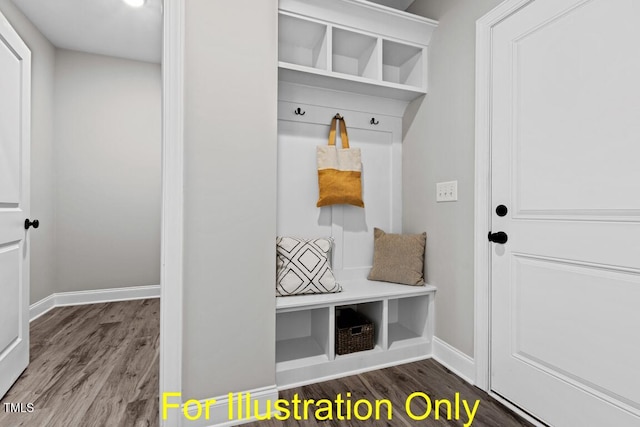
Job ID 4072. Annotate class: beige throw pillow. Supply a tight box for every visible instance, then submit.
[368,228,426,286]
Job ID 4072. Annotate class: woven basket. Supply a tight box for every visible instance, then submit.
[336,308,375,355]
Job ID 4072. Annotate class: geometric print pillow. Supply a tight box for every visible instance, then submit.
[276,237,342,297]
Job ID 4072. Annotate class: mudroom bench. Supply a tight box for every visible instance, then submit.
[275,0,439,390]
[275,280,437,388]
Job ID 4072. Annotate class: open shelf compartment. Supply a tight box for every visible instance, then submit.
[332,27,379,79]
[335,301,383,357]
[388,295,429,349]
[276,307,330,366]
[382,40,423,88]
[279,14,328,70]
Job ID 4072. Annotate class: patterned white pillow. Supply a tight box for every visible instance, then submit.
[276,237,342,296]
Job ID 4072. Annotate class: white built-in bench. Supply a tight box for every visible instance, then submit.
[275,280,437,388]
[275,0,439,390]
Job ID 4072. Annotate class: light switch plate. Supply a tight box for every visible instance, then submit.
[437,181,458,202]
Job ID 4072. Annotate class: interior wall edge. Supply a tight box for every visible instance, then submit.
[401,0,506,359]
[182,0,278,400]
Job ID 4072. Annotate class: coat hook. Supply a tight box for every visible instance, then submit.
[334,113,343,120]
[294,107,306,116]
[370,117,379,125]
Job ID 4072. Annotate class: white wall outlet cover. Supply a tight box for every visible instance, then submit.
[436,181,458,202]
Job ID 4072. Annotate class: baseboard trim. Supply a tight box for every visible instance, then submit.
[432,337,476,385]
[29,294,57,322]
[181,385,279,427]
[29,284,161,322]
[277,354,433,391]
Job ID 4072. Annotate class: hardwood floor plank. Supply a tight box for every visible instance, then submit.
[357,374,413,427]
[3,299,532,427]
[359,364,437,425]
[0,299,160,427]
[25,303,114,381]
[39,321,149,426]
[0,406,54,427]
[120,398,160,427]
[2,316,115,410]
[132,340,159,403]
[76,334,158,424]
[98,300,137,324]
[127,299,161,339]
[395,361,530,427]
[245,360,533,427]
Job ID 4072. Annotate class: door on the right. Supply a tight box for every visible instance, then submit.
[490,0,640,425]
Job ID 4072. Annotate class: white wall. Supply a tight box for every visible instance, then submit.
[0,5,162,302]
[403,0,504,357]
[53,49,161,293]
[0,1,56,304]
[183,0,278,399]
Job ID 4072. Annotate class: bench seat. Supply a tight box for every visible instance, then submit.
[276,279,437,312]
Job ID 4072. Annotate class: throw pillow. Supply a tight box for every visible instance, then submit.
[276,237,342,296]
[368,228,426,286]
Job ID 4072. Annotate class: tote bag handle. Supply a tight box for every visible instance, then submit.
[328,114,350,149]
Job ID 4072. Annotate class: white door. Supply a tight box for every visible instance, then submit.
[0,13,31,399]
[490,0,640,425]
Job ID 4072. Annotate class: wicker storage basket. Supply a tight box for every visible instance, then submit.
[336,308,375,355]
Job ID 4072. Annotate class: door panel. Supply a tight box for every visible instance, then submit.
[490,0,640,425]
[512,0,640,216]
[0,38,22,204]
[512,255,640,407]
[0,244,21,354]
[0,13,31,399]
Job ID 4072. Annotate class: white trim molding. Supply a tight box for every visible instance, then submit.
[29,285,161,322]
[160,0,185,426]
[474,0,535,392]
[278,354,433,391]
[179,386,279,427]
[432,337,476,385]
[29,294,56,322]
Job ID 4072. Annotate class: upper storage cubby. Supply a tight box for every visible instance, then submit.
[278,0,438,102]
[278,13,328,70]
[332,28,378,79]
[382,40,423,87]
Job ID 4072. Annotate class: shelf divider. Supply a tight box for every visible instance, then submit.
[277,11,428,102]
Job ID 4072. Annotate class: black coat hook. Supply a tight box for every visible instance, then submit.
[294,107,305,116]
[370,118,379,125]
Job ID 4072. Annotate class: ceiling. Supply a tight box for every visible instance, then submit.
[12,0,162,63]
[10,0,414,65]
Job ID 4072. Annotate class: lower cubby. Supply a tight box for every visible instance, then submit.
[388,295,430,349]
[335,301,384,356]
[275,280,436,388]
[276,308,330,368]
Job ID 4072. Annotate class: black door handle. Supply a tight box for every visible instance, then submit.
[488,231,508,244]
[25,219,39,230]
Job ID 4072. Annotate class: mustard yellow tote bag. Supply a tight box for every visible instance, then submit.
[316,115,364,208]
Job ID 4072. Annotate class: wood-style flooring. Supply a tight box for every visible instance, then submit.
[244,360,533,427]
[0,299,159,427]
[1,299,532,427]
